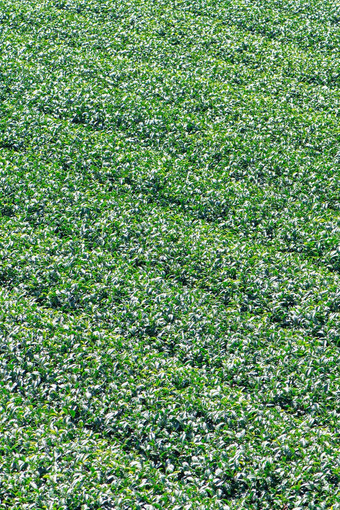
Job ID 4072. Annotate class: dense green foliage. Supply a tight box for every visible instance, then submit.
[0,0,340,508]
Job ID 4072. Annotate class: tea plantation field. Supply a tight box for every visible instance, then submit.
[0,0,340,508]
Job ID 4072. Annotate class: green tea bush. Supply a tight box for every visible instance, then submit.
[0,0,339,508]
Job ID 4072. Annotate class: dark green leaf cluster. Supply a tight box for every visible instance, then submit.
[0,0,339,508]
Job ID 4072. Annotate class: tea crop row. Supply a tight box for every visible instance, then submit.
[0,0,339,508]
